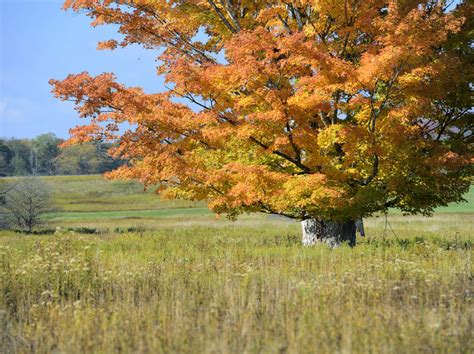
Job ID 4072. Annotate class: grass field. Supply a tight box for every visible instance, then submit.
[0,175,473,353]
[1,174,472,229]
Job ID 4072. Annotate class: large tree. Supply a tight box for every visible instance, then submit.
[51,0,472,246]
[0,140,13,177]
[5,139,33,176]
[56,142,124,175]
[32,133,62,175]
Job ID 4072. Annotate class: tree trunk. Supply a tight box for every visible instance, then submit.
[355,218,365,237]
[301,219,356,247]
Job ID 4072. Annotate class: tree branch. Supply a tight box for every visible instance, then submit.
[249,137,311,173]
[220,0,240,31]
[359,154,379,186]
[207,0,238,33]
[288,4,303,31]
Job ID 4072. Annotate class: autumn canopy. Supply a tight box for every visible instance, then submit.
[51,0,472,245]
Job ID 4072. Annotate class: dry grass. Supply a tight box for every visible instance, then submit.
[0,175,472,353]
[1,220,473,353]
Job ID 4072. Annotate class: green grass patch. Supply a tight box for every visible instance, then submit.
[43,207,212,221]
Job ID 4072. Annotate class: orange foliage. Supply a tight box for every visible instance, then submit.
[51,0,473,221]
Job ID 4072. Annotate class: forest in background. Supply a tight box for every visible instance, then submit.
[0,133,124,176]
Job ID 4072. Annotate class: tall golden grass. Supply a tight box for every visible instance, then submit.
[1,225,472,353]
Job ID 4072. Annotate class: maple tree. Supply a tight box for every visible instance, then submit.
[51,0,473,246]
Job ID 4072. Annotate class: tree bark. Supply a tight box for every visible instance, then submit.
[301,219,357,247]
[355,218,365,237]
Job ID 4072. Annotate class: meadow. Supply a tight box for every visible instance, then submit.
[0,175,472,353]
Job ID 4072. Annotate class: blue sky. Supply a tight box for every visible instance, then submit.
[0,0,163,139]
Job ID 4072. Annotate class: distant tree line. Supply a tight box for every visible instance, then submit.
[0,133,124,176]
